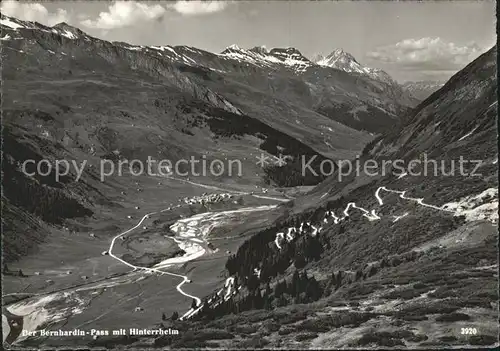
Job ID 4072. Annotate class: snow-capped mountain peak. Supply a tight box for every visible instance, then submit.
[267,47,312,72]
[226,44,242,51]
[311,53,324,63]
[318,48,359,66]
[317,48,394,84]
[248,45,268,55]
[317,48,363,71]
[52,22,84,39]
[269,47,309,61]
[219,45,312,73]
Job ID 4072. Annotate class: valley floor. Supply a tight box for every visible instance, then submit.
[2,173,289,347]
[3,171,498,348]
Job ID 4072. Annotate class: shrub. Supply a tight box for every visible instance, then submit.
[296,333,318,341]
[154,336,174,347]
[297,319,330,333]
[469,335,498,345]
[435,312,470,322]
[171,339,208,348]
[344,283,382,298]
[406,334,428,342]
[413,282,427,289]
[439,335,458,343]
[278,327,295,335]
[384,288,424,300]
[200,329,235,340]
[237,336,270,348]
[401,315,428,321]
[233,324,259,335]
[273,311,308,324]
[298,312,375,333]
[263,321,280,332]
[356,331,405,347]
[397,301,461,317]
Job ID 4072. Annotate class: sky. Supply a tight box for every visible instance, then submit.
[1,1,496,82]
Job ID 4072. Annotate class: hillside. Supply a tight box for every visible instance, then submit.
[165,46,499,348]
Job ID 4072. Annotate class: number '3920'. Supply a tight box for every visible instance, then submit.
[461,327,477,335]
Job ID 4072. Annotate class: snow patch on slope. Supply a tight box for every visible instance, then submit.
[0,18,25,29]
[442,188,498,223]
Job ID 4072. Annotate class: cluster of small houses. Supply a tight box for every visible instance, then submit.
[256,186,269,194]
[123,192,243,222]
[181,192,233,205]
[32,269,90,283]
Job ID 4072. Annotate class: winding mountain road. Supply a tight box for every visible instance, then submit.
[274,185,496,250]
[108,211,202,305]
[374,186,455,212]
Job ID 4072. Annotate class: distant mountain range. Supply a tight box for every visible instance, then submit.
[401,80,446,101]
[312,50,445,102]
